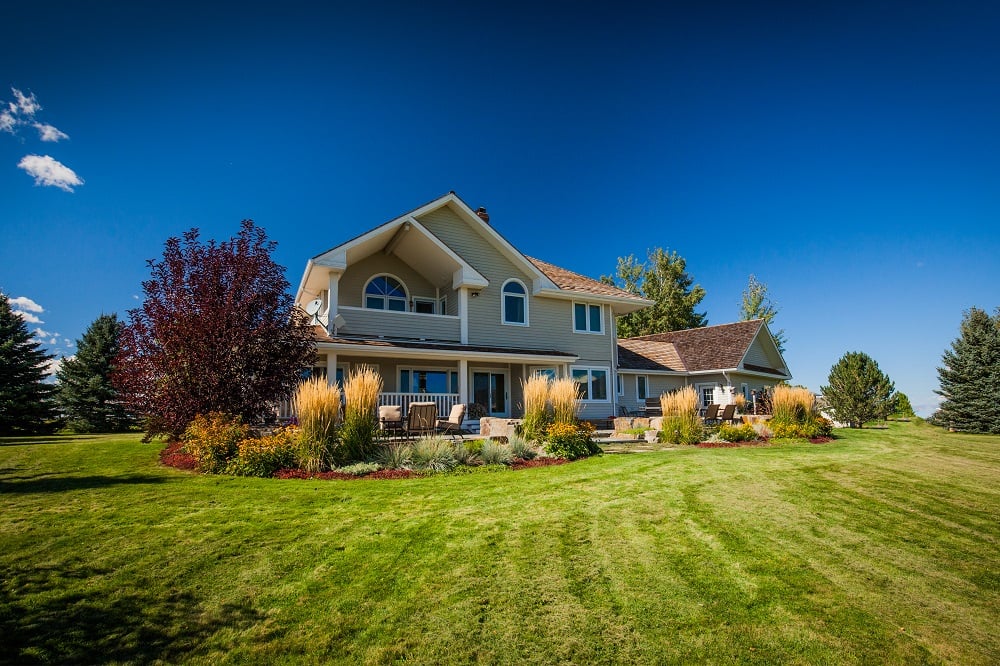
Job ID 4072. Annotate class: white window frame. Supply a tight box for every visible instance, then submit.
[636,375,649,401]
[695,382,718,407]
[363,274,409,312]
[412,297,437,315]
[571,365,611,403]
[529,366,557,380]
[501,278,529,326]
[572,302,604,335]
[398,365,459,394]
[616,373,624,396]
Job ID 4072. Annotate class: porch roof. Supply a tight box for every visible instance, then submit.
[312,326,578,363]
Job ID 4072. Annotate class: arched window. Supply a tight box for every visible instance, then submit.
[502,279,527,325]
[364,275,408,312]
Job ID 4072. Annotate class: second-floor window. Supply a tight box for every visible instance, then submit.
[573,302,603,334]
[364,275,407,312]
[502,279,528,325]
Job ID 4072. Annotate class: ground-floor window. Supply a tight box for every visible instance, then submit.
[636,375,649,400]
[399,367,458,394]
[530,366,557,380]
[572,366,609,402]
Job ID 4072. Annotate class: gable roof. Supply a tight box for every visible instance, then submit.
[527,257,649,304]
[618,320,790,377]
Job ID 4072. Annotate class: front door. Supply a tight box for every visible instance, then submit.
[473,371,508,417]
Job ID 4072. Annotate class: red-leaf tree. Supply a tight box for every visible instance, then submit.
[115,220,316,439]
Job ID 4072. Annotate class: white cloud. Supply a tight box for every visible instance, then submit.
[44,355,70,376]
[33,122,69,142]
[15,311,43,324]
[12,88,40,116]
[33,327,51,338]
[17,154,84,192]
[0,109,15,133]
[11,296,43,313]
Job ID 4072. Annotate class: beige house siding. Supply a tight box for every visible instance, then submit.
[338,252,448,309]
[744,336,782,370]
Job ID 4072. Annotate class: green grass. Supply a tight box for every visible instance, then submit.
[1,423,998,664]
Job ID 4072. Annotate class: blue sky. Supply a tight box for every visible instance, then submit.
[2,1,998,416]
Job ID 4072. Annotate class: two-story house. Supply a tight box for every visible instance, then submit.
[293,192,792,425]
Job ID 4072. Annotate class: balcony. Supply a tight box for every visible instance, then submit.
[335,306,460,342]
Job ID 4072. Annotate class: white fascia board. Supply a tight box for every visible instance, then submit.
[401,216,488,288]
[735,320,790,376]
[533,287,652,313]
[294,259,315,305]
[315,341,577,364]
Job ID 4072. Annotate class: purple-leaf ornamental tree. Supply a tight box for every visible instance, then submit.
[114,220,316,440]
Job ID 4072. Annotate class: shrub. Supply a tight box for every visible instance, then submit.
[521,374,551,442]
[544,421,600,460]
[658,386,703,445]
[716,423,758,443]
[771,385,816,424]
[227,428,298,477]
[658,415,704,445]
[335,461,382,476]
[341,365,382,463]
[450,440,481,466]
[182,412,249,473]
[376,443,413,470]
[294,377,342,472]
[480,439,514,466]
[507,432,538,460]
[411,436,458,472]
[549,377,578,425]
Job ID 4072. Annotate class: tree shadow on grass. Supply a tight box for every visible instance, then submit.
[0,435,103,447]
[0,474,168,494]
[0,561,273,664]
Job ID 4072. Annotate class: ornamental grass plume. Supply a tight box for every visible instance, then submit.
[771,385,815,424]
[660,385,698,417]
[293,377,341,472]
[549,377,579,425]
[521,374,551,441]
[341,365,383,463]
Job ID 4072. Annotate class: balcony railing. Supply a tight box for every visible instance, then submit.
[275,392,460,420]
[335,306,461,342]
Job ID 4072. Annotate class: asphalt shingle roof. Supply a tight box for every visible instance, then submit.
[618,320,785,374]
[526,257,647,302]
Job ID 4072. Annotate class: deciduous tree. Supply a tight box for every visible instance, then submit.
[739,274,787,353]
[935,307,1000,433]
[0,292,57,435]
[114,221,316,440]
[821,351,895,428]
[56,313,132,432]
[601,248,707,337]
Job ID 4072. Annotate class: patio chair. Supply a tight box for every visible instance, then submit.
[378,404,403,441]
[404,401,438,439]
[619,405,639,417]
[702,403,721,425]
[644,397,663,417]
[718,404,737,424]
[436,403,467,440]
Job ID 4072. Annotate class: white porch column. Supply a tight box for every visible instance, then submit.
[327,271,340,335]
[458,358,469,405]
[458,287,469,345]
[326,352,337,386]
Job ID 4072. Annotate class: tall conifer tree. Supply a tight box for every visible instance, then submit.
[0,292,57,435]
[56,313,132,432]
[822,351,895,428]
[935,307,1000,433]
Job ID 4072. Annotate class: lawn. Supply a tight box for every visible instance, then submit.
[1,422,997,664]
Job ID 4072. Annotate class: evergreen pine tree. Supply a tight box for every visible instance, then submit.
[739,274,787,353]
[56,313,132,433]
[601,248,707,337]
[0,292,57,435]
[890,392,916,419]
[821,351,895,428]
[935,307,1000,433]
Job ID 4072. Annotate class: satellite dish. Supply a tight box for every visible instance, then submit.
[305,299,323,316]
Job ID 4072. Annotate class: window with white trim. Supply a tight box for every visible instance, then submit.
[572,366,609,401]
[573,302,603,334]
[636,375,648,400]
[364,275,407,312]
[530,366,557,380]
[399,367,459,394]
[616,373,624,396]
[502,279,528,325]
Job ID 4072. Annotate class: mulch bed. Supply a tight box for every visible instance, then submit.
[159,443,570,479]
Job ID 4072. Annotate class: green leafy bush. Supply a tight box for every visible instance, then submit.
[544,422,600,460]
[182,412,249,473]
[227,428,298,477]
[716,423,758,443]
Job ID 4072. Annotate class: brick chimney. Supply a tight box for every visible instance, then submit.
[475,207,490,224]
